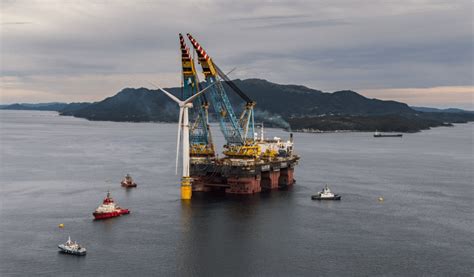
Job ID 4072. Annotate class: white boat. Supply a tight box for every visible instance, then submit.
[311,185,341,200]
[58,236,87,255]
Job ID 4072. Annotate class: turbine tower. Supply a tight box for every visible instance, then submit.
[154,83,215,200]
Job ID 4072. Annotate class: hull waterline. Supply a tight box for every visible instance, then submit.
[311,195,341,200]
[93,209,130,220]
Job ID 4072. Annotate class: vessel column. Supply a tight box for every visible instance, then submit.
[181,176,192,200]
[181,104,192,200]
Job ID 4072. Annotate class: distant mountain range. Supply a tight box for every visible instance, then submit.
[411,106,473,114]
[0,102,69,111]
[2,79,473,132]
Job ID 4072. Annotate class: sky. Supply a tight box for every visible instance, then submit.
[1,0,473,109]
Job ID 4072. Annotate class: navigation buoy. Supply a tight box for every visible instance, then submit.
[378,197,384,202]
[58,223,64,228]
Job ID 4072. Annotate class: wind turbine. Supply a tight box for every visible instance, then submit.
[150,81,215,200]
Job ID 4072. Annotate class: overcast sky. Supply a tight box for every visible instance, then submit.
[1,0,473,108]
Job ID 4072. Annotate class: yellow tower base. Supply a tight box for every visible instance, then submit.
[181,176,192,200]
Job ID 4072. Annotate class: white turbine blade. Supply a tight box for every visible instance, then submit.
[183,82,216,105]
[149,81,183,105]
[175,107,184,175]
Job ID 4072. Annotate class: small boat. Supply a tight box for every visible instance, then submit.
[58,236,86,256]
[121,174,137,188]
[374,130,403,137]
[311,185,341,200]
[93,191,130,220]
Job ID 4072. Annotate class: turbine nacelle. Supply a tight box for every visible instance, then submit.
[150,81,213,108]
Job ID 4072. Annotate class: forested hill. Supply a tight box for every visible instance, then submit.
[3,79,473,132]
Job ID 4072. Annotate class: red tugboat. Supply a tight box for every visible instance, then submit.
[93,191,130,220]
[121,174,137,188]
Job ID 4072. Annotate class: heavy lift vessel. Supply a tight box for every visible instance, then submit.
[178,33,299,195]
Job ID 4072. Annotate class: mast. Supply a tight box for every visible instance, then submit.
[179,34,215,158]
[186,33,245,145]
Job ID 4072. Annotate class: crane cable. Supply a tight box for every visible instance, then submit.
[214,64,254,105]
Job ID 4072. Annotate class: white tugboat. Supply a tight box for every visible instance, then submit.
[58,236,87,256]
[311,185,341,200]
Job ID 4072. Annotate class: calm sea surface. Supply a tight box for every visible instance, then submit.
[0,110,473,276]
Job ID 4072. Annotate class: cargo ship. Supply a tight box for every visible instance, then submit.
[374,130,403,137]
[93,191,130,219]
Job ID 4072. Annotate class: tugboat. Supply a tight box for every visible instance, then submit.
[121,174,137,188]
[93,191,130,220]
[58,236,87,256]
[311,185,341,200]
[374,130,403,137]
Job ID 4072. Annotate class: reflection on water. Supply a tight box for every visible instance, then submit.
[92,216,121,233]
[176,189,301,276]
[123,187,133,196]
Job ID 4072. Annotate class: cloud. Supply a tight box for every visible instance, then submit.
[248,19,350,29]
[1,21,32,25]
[226,13,349,29]
[0,0,472,108]
[0,73,180,103]
[228,14,310,22]
[360,86,474,109]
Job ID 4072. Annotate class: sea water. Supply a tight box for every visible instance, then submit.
[0,110,472,276]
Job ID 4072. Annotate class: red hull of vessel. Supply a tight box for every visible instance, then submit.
[93,209,130,220]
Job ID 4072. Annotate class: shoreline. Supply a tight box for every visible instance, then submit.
[1,110,472,134]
